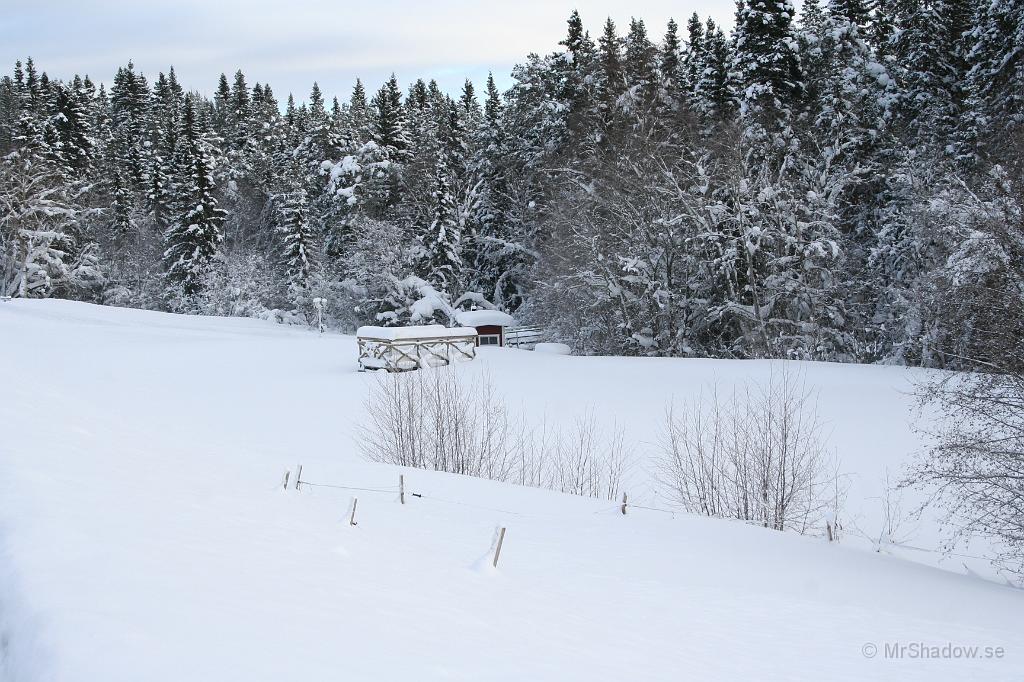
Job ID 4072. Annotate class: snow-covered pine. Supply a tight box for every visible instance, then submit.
[622,18,659,113]
[957,0,1024,164]
[730,0,804,131]
[683,13,705,100]
[371,74,411,161]
[421,154,463,297]
[162,95,225,300]
[659,18,683,108]
[470,73,530,311]
[693,19,733,124]
[891,0,963,149]
[276,177,316,293]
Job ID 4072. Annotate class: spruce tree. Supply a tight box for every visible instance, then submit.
[458,79,482,132]
[163,95,225,299]
[892,0,960,147]
[109,61,150,189]
[474,74,527,309]
[870,0,898,59]
[957,0,1022,164]
[624,18,659,108]
[814,0,892,219]
[50,79,94,174]
[731,0,804,125]
[110,170,137,253]
[558,11,600,143]
[371,74,410,158]
[225,70,251,153]
[277,175,316,291]
[695,21,734,124]
[422,156,463,297]
[683,13,705,97]
[660,18,683,103]
[798,0,830,112]
[349,78,370,140]
[214,73,231,136]
[597,18,625,115]
[561,10,588,60]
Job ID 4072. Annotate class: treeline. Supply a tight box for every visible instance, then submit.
[1,0,1022,368]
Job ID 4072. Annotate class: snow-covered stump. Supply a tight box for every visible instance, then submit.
[356,325,477,372]
[312,297,325,334]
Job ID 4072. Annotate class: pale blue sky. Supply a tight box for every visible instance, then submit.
[2,1,741,102]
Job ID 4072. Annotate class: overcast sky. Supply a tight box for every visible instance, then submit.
[3,0,741,103]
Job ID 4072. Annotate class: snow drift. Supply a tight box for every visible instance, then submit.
[0,300,1021,682]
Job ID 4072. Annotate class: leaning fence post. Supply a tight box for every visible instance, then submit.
[399,475,405,505]
[282,470,290,491]
[826,520,834,542]
[295,464,303,491]
[492,527,506,568]
[621,492,628,515]
[349,497,359,526]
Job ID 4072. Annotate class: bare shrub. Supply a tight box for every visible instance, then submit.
[909,366,1024,576]
[551,412,630,500]
[358,367,630,501]
[358,367,516,480]
[656,366,843,534]
[860,470,918,552]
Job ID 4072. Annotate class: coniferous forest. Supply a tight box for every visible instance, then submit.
[2,1,1023,369]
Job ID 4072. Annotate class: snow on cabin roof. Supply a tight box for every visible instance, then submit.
[356,325,478,341]
[454,310,517,328]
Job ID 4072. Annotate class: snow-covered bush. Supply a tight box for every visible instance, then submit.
[190,252,281,318]
[374,275,456,327]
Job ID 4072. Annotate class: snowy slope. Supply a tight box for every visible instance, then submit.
[1,300,1022,682]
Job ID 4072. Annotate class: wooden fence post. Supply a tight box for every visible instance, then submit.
[621,492,628,515]
[295,464,303,491]
[826,520,834,542]
[349,497,359,526]
[282,470,290,491]
[399,475,405,505]
[492,527,506,568]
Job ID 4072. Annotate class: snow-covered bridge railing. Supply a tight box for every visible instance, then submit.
[356,325,477,372]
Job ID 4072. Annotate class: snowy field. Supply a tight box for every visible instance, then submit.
[1,299,1022,681]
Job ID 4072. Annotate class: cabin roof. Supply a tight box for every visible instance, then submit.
[454,310,517,327]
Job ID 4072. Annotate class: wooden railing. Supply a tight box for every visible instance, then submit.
[357,334,477,372]
[505,325,544,349]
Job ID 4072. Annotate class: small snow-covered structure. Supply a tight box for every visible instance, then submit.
[454,310,516,347]
[356,325,477,372]
[535,342,571,355]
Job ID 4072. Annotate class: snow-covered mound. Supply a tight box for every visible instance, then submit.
[0,300,1021,682]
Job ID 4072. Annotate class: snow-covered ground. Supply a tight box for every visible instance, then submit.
[1,299,1021,681]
